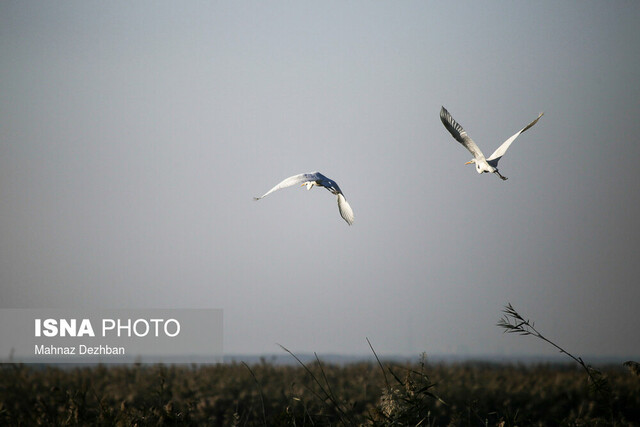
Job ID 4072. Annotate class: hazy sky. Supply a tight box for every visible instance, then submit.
[2,1,639,359]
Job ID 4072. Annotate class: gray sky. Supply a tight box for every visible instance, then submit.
[2,1,639,359]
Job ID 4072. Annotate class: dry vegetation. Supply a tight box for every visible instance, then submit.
[1,357,639,426]
[2,305,637,425]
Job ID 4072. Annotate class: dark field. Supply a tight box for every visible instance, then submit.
[1,359,639,426]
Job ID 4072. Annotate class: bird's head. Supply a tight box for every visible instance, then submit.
[301,181,315,190]
[466,158,490,174]
[466,158,485,174]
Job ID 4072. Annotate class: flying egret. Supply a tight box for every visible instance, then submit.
[254,172,354,225]
[440,106,544,180]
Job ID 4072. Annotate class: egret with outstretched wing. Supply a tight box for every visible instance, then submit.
[440,106,543,180]
[254,172,354,225]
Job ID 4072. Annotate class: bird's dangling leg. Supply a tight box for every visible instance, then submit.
[494,171,508,181]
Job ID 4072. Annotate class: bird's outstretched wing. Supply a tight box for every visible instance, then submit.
[440,106,485,160]
[315,173,343,196]
[255,171,354,225]
[487,112,544,166]
[337,193,354,226]
[253,172,320,200]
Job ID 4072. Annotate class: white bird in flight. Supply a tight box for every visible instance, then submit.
[254,172,354,225]
[440,106,544,180]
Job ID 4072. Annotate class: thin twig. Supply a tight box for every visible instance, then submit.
[366,337,390,392]
[497,302,610,396]
[278,344,352,424]
[241,361,268,427]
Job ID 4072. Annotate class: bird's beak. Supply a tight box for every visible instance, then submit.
[465,161,473,165]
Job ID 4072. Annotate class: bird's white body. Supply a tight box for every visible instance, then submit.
[254,172,354,225]
[440,106,544,180]
[467,157,496,175]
